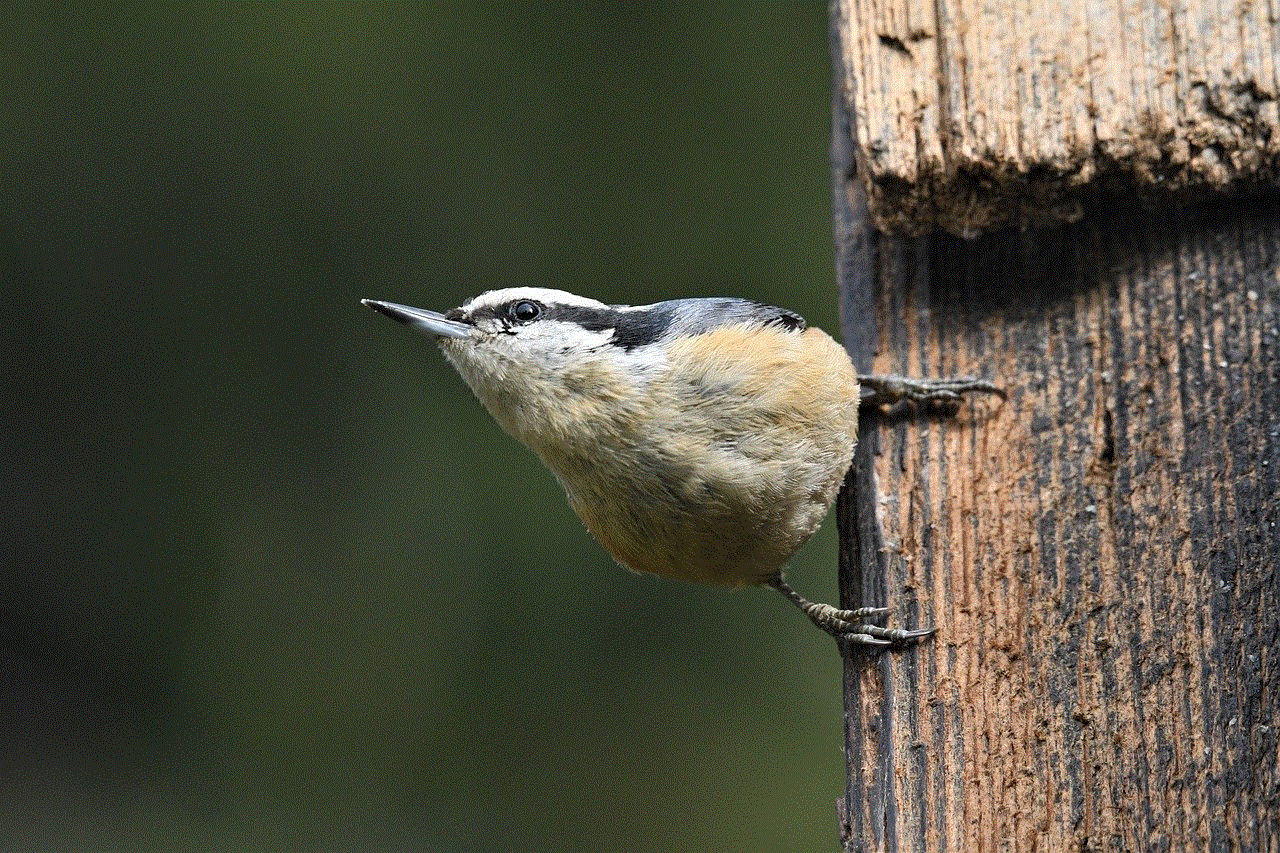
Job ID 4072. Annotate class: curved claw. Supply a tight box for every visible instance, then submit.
[843,634,893,647]
[837,625,935,647]
[830,621,936,644]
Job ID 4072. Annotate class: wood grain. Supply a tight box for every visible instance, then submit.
[833,174,1280,853]
[837,0,1280,236]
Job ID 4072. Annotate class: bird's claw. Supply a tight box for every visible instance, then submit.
[806,602,935,647]
[858,374,1006,410]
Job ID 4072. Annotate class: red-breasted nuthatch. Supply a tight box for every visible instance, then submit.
[363,289,1002,646]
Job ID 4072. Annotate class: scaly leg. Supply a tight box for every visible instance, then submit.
[857,374,1005,408]
[765,574,934,647]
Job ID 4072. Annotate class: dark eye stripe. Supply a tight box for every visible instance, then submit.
[547,305,675,350]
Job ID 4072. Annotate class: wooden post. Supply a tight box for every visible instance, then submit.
[836,0,1280,237]
[832,3,1280,852]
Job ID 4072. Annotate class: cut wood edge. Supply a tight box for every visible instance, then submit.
[838,0,1280,237]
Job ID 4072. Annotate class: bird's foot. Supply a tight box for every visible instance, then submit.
[857,374,1005,410]
[803,601,936,647]
[765,575,934,648]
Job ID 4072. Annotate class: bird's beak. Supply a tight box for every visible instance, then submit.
[361,299,475,339]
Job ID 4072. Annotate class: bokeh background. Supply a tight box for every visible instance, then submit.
[3,5,848,851]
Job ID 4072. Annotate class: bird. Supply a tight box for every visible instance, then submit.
[362,288,1002,646]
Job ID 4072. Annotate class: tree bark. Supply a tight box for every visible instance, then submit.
[833,6,1280,852]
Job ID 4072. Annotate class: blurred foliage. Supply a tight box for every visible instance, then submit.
[2,4,846,851]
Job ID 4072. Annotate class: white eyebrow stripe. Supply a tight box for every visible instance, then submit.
[463,287,608,313]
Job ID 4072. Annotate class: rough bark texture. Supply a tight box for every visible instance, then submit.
[833,8,1280,852]
[838,0,1280,237]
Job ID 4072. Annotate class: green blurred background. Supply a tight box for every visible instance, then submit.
[3,5,849,851]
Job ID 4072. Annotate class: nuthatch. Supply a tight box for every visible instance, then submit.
[363,289,1002,646]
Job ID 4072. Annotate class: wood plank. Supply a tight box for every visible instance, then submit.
[832,9,1280,846]
[834,167,1280,853]
[837,0,1280,236]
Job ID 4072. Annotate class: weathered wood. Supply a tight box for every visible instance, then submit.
[838,0,1280,237]
[834,134,1280,853]
[833,8,1280,852]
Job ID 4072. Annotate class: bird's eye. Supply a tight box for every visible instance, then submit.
[509,300,542,323]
